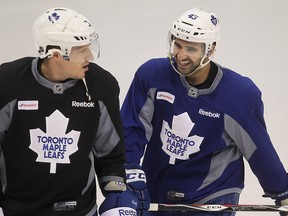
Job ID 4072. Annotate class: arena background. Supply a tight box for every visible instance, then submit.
[1,1,287,215]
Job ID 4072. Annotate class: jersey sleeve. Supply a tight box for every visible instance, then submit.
[87,65,127,185]
[121,65,155,164]
[224,80,288,196]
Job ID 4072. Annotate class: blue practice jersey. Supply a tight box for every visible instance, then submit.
[121,58,288,204]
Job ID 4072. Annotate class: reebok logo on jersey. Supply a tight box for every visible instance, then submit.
[156,91,175,104]
[72,101,94,108]
[18,100,38,110]
[198,109,221,118]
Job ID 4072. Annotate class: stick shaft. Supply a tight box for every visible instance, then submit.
[149,203,288,212]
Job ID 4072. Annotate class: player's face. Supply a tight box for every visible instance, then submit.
[172,39,206,76]
[63,44,94,79]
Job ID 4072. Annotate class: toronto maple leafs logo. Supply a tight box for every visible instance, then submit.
[188,13,198,20]
[29,110,80,174]
[210,15,218,26]
[160,112,204,164]
[48,12,60,23]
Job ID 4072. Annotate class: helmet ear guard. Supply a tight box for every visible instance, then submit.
[33,7,99,60]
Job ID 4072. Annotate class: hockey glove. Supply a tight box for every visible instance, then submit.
[274,198,288,216]
[125,163,151,216]
[263,190,288,216]
[99,191,138,216]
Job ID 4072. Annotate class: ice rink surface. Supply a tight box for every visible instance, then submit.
[1,0,288,215]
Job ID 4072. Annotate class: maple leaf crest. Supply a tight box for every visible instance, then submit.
[160,112,204,164]
[29,110,80,174]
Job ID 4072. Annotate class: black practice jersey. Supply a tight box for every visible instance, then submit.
[0,57,126,216]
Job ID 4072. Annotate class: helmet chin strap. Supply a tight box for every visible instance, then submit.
[168,51,211,77]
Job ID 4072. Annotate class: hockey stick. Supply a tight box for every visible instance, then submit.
[149,203,288,212]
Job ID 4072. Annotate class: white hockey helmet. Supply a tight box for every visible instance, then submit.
[168,7,221,75]
[169,7,221,54]
[33,7,99,60]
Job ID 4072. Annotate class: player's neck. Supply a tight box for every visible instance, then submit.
[41,59,64,82]
[186,63,211,86]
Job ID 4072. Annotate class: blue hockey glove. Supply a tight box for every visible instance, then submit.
[99,191,138,216]
[125,163,151,216]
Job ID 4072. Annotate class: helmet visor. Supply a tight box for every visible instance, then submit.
[90,36,100,61]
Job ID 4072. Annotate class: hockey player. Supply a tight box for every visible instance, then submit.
[0,7,137,216]
[121,7,288,216]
